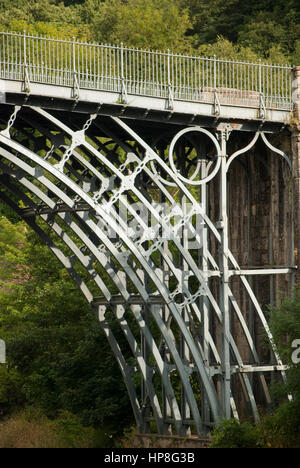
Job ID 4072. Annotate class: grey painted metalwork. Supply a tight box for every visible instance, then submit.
[0,32,295,436]
[0,99,294,436]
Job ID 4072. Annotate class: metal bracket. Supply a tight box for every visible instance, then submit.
[214,89,221,116]
[121,78,128,104]
[22,66,31,95]
[72,72,80,101]
[167,84,174,110]
[216,123,233,141]
[259,92,266,119]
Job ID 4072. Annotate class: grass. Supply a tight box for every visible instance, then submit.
[0,407,111,448]
[0,414,61,448]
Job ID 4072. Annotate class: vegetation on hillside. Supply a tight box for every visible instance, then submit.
[0,0,299,63]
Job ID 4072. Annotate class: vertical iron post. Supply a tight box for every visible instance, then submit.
[72,36,79,100]
[167,48,174,110]
[200,160,211,427]
[219,128,231,419]
[259,59,266,118]
[214,54,217,91]
[213,55,220,115]
[120,42,128,104]
[23,30,30,94]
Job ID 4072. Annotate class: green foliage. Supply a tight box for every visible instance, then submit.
[0,216,132,434]
[90,0,193,51]
[181,0,299,61]
[0,217,27,283]
[210,418,262,448]
[6,19,90,41]
[260,289,300,448]
[238,17,286,57]
[210,401,300,448]
[0,0,90,39]
[268,289,300,401]
[0,0,80,27]
[0,367,25,415]
[211,289,300,449]
[48,409,112,448]
[259,401,300,448]
[0,0,298,61]
[198,37,260,62]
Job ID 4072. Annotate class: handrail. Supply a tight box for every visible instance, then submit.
[0,30,293,111]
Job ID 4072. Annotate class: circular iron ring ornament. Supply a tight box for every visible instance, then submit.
[167,127,222,186]
[150,131,205,187]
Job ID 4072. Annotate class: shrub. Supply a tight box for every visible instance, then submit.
[259,401,300,448]
[210,419,262,448]
[210,401,300,448]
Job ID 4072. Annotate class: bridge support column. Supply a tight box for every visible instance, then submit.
[218,127,231,419]
[292,66,300,284]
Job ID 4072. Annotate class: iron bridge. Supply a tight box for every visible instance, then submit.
[0,31,297,436]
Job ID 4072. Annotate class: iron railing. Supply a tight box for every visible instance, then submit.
[0,30,294,110]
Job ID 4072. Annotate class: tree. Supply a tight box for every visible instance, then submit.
[179,0,299,61]
[237,16,287,57]
[90,0,193,52]
[0,216,132,431]
[0,0,89,39]
[269,290,300,402]
[178,0,241,44]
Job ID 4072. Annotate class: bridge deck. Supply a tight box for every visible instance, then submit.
[0,78,291,134]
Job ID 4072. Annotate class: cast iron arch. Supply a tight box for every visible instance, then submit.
[0,104,292,436]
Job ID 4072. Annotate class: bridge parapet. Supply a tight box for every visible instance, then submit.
[0,30,294,124]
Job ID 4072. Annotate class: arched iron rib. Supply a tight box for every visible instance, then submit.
[0,187,144,430]
[0,142,209,434]
[19,109,225,424]
[0,161,182,434]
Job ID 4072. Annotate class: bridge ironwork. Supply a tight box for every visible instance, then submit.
[0,31,297,437]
